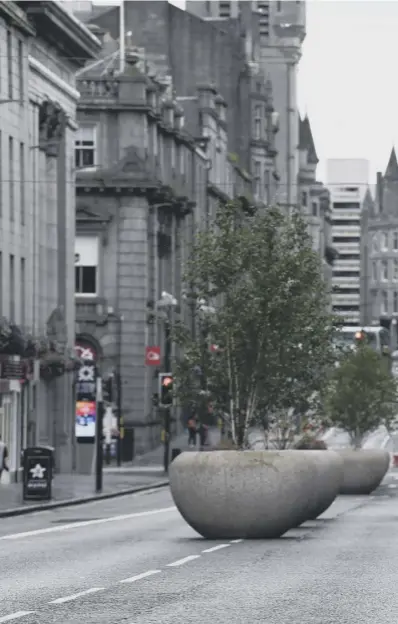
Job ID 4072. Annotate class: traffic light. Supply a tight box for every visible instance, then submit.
[102,376,114,404]
[354,330,368,346]
[159,373,173,408]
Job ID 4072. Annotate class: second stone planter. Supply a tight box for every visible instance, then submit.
[337,448,390,495]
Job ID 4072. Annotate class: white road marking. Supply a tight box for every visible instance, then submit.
[120,569,161,584]
[49,587,105,605]
[0,613,35,623]
[0,506,177,541]
[202,543,230,553]
[230,539,243,543]
[167,555,201,567]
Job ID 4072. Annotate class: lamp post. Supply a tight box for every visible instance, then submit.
[156,291,178,473]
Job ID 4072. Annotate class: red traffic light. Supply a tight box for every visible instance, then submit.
[162,376,173,387]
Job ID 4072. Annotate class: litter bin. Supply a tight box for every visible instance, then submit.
[22,447,53,501]
[171,448,181,462]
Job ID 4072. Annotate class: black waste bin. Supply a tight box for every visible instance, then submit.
[171,448,181,462]
[22,447,53,501]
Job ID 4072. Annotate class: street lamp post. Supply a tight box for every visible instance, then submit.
[157,291,178,473]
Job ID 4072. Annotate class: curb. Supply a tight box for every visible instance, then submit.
[0,480,170,519]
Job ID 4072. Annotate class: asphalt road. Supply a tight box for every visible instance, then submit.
[1,476,398,623]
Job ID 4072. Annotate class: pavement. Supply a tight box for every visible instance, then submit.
[1,471,398,623]
[0,428,221,516]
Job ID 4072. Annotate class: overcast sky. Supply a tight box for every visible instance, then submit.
[90,0,396,184]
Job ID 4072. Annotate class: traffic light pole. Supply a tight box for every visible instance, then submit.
[163,318,172,474]
[95,376,104,493]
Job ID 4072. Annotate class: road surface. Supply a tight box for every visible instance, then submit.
[1,476,398,623]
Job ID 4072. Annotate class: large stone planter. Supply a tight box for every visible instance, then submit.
[337,449,390,495]
[305,450,344,519]
[276,450,343,524]
[169,450,318,539]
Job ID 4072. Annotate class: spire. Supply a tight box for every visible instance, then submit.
[384,147,398,181]
[298,115,318,164]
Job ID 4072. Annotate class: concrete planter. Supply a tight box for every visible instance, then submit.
[337,449,390,495]
[305,451,344,519]
[277,450,343,524]
[169,450,318,539]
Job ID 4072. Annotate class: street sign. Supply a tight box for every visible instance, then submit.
[145,346,161,366]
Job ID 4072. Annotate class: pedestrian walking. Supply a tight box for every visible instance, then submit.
[0,435,9,483]
[187,415,197,447]
[199,422,208,448]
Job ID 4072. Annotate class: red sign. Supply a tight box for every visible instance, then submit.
[210,344,221,353]
[145,346,161,366]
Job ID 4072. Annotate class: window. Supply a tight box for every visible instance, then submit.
[335,288,360,295]
[381,232,388,251]
[75,126,96,168]
[394,232,398,251]
[332,202,360,210]
[171,141,176,171]
[381,291,388,316]
[372,233,379,253]
[312,202,318,217]
[332,236,360,244]
[9,254,14,321]
[0,252,2,316]
[394,259,398,281]
[332,219,359,226]
[394,292,398,315]
[0,131,2,218]
[381,259,388,281]
[333,305,359,312]
[18,40,23,103]
[20,142,25,225]
[7,30,12,100]
[253,161,261,197]
[20,257,25,327]
[9,137,14,220]
[179,144,185,176]
[75,236,99,296]
[253,105,261,140]
[264,169,270,205]
[372,261,378,281]
[301,191,307,207]
[339,253,360,260]
[332,271,359,278]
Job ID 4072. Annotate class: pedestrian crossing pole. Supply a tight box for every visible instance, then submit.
[95,376,104,493]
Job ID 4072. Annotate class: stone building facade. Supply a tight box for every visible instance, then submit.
[0,1,99,479]
[298,114,336,296]
[75,0,280,209]
[75,50,252,453]
[361,148,398,340]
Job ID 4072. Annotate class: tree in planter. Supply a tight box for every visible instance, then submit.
[324,343,397,448]
[173,201,336,449]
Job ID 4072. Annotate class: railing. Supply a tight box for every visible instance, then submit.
[78,78,119,100]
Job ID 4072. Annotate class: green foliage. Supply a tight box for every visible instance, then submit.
[324,344,398,448]
[173,201,336,448]
[294,435,328,450]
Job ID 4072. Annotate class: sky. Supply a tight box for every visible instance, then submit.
[89,0,397,185]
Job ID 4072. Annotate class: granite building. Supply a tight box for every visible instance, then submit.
[74,46,253,453]
[74,0,280,208]
[0,1,100,479]
[361,149,398,340]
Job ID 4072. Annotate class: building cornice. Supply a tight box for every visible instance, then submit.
[29,55,80,103]
[0,1,35,36]
[17,1,101,66]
